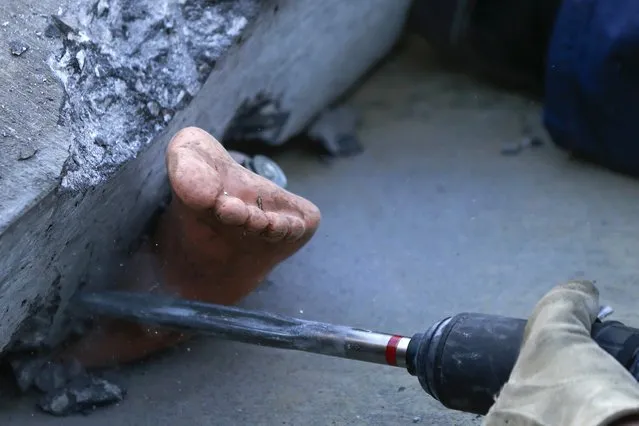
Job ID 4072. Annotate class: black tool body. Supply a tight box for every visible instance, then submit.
[407,313,639,415]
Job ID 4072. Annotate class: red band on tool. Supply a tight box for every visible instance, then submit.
[385,335,402,366]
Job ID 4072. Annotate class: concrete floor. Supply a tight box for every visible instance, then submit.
[3,36,639,425]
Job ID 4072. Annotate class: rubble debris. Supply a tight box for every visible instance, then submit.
[38,374,126,416]
[10,355,85,394]
[307,105,363,157]
[500,142,522,156]
[34,359,84,393]
[500,135,544,156]
[246,155,288,188]
[228,151,288,188]
[10,354,126,416]
[8,40,29,56]
[521,135,544,148]
[75,50,86,71]
[147,101,161,117]
[17,145,38,160]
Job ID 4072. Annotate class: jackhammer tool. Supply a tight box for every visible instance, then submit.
[73,291,639,416]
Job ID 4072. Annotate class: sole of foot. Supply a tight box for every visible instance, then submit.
[62,127,321,368]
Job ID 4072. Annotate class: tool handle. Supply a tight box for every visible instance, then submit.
[407,313,639,416]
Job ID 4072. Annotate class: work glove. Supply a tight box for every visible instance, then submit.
[484,281,639,426]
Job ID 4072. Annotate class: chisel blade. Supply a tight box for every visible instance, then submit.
[72,291,411,367]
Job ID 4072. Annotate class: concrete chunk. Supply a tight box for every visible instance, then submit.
[0,0,411,354]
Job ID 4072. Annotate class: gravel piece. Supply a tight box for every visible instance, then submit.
[308,105,363,157]
[9,40,29,56]
[38,374,126,416]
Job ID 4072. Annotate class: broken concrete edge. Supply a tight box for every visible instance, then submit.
[0,0,262,355]
[0,0,413,356]
[1,0,262,235]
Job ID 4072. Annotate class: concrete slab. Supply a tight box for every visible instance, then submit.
[0,2,70,232]
[0,0,411,353]
[4,35,639,424]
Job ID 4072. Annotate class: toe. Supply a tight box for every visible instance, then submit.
[285,216,306,241]
[263,212,289,242]
[215,195,249,226]
[245,206,269,233]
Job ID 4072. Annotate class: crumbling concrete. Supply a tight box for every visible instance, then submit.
[0,0,412,354]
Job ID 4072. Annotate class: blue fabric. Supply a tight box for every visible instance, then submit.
[544,0,639,174]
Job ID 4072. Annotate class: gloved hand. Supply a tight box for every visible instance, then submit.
[484,281,639,426]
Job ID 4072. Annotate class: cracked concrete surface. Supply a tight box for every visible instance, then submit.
[0,0,411,354]
[3,35,639,425]
[51,0,259,191]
